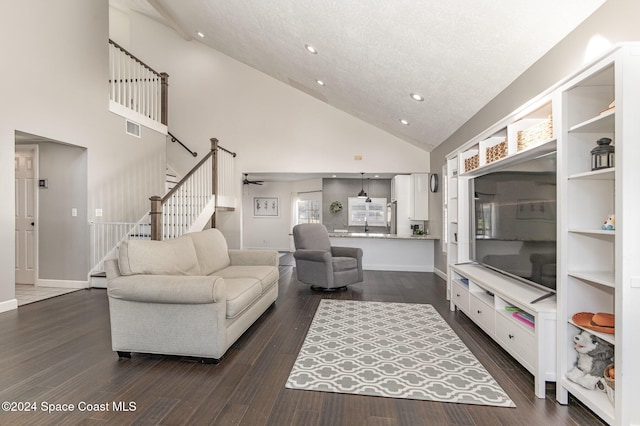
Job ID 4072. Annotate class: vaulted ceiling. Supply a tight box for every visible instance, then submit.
[111,0,606,152]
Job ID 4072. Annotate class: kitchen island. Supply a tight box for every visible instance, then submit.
[328,232,437,272]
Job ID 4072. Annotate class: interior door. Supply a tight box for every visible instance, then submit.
[15,148,36,284]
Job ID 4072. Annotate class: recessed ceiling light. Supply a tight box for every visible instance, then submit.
[196,31,205,38]
[305,44,318,54]
[410,93,424,102]
[316,79,325,86]
[400,119,410,125]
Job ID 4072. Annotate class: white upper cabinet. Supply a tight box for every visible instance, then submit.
[409,173,429,220]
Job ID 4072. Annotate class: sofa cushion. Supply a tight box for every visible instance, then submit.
[118,237,200,276]
[214,265,279,293]
[225,278,262,319]
[185,229,231,275]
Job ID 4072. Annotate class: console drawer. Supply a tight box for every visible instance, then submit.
[495,314,535,371]
[451,281,469,313]
[468,295,495,336]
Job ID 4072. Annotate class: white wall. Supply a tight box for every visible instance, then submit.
[0,1,166,311]
[115,10,430,247]
[242,182,295,251]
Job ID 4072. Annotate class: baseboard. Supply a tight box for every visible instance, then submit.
[363,264,434,272]
[0,298,18,313]
[245,246,291,252]
[37,279,89,289]
[434,267,447,281]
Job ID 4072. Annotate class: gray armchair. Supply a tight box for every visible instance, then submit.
[292,223,363,291]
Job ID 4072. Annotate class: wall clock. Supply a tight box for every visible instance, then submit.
[429,173,439,193]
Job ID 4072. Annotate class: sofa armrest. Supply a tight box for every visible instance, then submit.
[107,274,225,305]
[331,246,363,259]
[228,249,279,267]
[294,249,332,263]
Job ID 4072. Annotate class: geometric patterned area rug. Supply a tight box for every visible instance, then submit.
[286,300,515,407]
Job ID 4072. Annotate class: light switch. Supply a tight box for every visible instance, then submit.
[632,277,640,288]
[71,208,77,217]
[96,209,103,217]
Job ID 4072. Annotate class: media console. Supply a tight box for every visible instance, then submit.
[449,263,556,398]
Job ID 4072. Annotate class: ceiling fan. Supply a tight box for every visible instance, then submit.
[242,173,264,185]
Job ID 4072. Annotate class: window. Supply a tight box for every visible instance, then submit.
[347,197,387,227]
[296,199,321,224]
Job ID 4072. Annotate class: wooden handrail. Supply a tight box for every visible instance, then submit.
[109,39,163,76]
[168,131,197,157]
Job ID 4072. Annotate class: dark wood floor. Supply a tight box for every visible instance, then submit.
[0,256,605,425]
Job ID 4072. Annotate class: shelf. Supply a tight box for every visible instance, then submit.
[568,168,615,180]
[453,278,469,288]
[561,379,614,424]
[471,289,495,306]
[568,228,615,237]
[461,138,557,177]
[498,309,536,331]
[567,270,614,287]
[569,110,615,133]
[568,319,615,345]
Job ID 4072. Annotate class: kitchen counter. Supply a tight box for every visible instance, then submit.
[328,232,438,240]
[328,232,436,272]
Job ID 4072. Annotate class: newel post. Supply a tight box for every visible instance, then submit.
[160,72,169,126]
[150,195,162,240]
[211,138,219,228]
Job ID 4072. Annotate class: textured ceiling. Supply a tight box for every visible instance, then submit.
[111,0,605,152]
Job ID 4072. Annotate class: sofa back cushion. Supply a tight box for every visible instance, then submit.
[185,228,231,275]
[118,236,200,276]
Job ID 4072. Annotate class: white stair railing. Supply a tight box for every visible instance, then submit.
[89,215,151,275]
[215,143,236,209]
[161,156,213,239]
[108,39,168,125]
[150,138,236,240]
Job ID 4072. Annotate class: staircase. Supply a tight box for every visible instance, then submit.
[90,41,238,288]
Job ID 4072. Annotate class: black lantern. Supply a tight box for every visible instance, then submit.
[591,137,614,171]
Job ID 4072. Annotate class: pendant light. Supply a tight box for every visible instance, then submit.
[357,172,367,198]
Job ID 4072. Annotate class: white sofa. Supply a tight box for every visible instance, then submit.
[105,228,279,363]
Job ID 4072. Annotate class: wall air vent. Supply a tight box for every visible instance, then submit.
[126,120,141,138]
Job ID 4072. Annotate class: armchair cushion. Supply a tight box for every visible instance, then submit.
[293,249,332,263]
[332,257,359,272]
[118,237,200,276]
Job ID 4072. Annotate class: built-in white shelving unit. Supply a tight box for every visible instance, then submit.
[445,44,640,425]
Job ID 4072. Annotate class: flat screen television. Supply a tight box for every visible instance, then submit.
[471,152,557,303]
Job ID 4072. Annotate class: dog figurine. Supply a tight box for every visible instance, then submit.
[566,330,614,389]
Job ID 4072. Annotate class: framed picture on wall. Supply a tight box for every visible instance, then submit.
[253,197,279,217]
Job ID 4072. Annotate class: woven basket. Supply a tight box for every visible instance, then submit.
[464,154,479,172]
[517,114,553,151]
[486,139,508,164]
